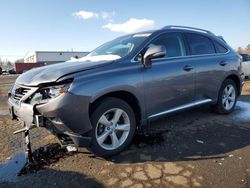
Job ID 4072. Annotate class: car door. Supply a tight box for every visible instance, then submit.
[142,32,195,119]
[184,33,233,102]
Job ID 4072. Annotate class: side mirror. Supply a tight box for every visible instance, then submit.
[143,45,166,68]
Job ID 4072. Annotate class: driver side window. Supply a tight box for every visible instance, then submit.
[147,33,186,58]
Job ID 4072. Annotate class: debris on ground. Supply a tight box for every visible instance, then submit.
[18,143,76,176]
[196,140,204,144]
[66,146,78,152]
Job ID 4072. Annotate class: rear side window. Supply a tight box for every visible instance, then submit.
[214,42,228,53]
[147,33,186,57]
[186,33,215,55]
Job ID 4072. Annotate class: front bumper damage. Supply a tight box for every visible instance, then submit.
[8,90,93,148]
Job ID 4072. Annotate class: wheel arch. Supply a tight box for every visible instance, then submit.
[224,74,241,96]
[89,90,142,127]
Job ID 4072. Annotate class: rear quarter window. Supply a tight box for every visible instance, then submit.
[214,42,229,53]
[186,33,216,55]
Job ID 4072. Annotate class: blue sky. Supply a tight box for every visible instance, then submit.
[0,0,250,61]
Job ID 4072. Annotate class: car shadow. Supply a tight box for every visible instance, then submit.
[109,100,250,164]
[0,168,104,188]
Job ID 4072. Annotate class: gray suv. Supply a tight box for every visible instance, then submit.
[8,26,244,157]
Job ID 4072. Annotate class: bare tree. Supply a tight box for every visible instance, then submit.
[237,44,250,54]
[246,44,250,54]
[237,47,245,54]
[15,58,24,63]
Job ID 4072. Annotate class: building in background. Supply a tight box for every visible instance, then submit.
[24,51,89,64]
[14,51,89,74]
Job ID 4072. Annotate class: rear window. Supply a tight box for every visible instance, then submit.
[186,33,215,55]
[214,42,228,53]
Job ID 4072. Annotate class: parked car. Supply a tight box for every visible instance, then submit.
[8,68,16,74]
[241,54,250,78]
[8,26,244,157]
[0,67,15,75]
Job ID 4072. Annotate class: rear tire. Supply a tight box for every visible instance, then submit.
[89,97,136,157]
[212,79,238,114]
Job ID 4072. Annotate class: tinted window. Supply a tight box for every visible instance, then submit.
[186,33,215,55]
[214,42,228,53]
[147,33,186,57]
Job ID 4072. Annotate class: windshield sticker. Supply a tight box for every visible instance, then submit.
[133,33,151,37]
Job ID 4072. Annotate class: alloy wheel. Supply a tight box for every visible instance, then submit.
[222,84,236,110]
[95,108,130,150]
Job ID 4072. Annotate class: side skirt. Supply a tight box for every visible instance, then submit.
[148,99,212,120]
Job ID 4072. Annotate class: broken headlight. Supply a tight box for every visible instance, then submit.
[30,84,71,105]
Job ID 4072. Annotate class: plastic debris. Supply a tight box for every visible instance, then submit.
[196,140,204,144]
[66,146,77,152]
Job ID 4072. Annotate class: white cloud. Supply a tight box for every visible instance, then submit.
[102,18,155,33]
[73,10,116,21]
[73,10,98,20]
[100,11,116,22]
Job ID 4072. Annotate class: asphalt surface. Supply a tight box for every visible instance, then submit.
[0,75,249,188]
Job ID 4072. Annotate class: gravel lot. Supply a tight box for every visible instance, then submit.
[0,75,249,188]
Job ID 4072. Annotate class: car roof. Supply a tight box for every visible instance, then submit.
[161,25,215,35]
[157,25,228,46]
[120,26,228,48]
[129,26,217,42]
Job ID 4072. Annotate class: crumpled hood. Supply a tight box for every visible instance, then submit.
[16,57,116,86]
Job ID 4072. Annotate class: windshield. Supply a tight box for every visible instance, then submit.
[87,33,152,59]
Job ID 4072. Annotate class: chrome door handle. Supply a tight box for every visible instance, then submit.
[220,61,227,66]
[183,65,193,71]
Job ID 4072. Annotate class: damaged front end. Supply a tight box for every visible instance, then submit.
[8,78,92,159]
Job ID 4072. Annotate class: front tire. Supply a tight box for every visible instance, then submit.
[90,97,136,157]
[212,79,238,114]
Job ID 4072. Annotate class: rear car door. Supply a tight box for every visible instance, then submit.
[184,33,233,101]
[142,32,195,119]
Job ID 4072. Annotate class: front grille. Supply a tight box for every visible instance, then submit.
[13,86,31,102]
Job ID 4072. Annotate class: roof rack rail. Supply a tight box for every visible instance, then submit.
[162,25,215,35]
